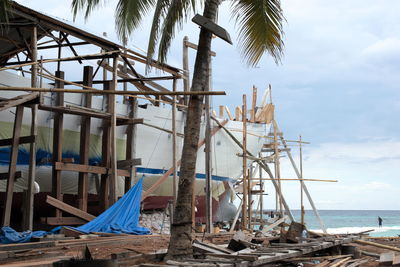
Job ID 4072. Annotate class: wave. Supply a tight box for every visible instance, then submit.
[310,225,400,235]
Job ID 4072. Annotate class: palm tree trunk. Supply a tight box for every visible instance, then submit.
[166,0,220,259]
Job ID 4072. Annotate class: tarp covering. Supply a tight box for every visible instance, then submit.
[0,226,49,244]
[76,177,150,235]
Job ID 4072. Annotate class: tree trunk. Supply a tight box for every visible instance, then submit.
[166,0,220,259]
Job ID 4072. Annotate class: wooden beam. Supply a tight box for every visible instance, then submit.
[225,106,233,120]
[2,105,24,226]
[117,158,142,170]
[184,38,217,57]
[42,216,87,226]
[142,120,229,200]
[46,195,96,222]
[124,97,137,193]
[78,66,92,212]
[0,93,40,112]
[55,162,130,177]
[0,135,35,147]
[242,94,248,229]
[0,171,22,180]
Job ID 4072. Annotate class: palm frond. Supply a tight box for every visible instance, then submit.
[231,0,284,66]
[157,0,198,63]
[146,0,171,67]
[115,0,156,43]
[71,0,103,20]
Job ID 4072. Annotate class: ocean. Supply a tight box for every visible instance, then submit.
[289,210,400,237]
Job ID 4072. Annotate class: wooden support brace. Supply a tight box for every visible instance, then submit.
[45,195,96,222]
[1,105,24,226]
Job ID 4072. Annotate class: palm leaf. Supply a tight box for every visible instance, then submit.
[115,0,156,42]
[231,0,284,66]
[157,0,198,63]
[146,0,171,68]
[71,0,103,20]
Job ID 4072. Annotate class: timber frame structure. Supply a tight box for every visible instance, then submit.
[0,2,223,230]
[0,2,328,234]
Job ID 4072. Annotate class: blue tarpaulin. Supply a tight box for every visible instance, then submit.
[0,177,150,243]
[76,177,150,235]
[0,227,54,244]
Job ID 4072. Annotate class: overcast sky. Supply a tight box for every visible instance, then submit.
[17,0,400,210]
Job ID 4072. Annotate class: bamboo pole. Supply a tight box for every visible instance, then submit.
[0,50,120,72]
[0,87,225,95]
[242,94,248,229]
[354,240,400,253]
[300,135,305,225]
[276,123,327,233]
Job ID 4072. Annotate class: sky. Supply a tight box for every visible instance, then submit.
[16,0,400,210]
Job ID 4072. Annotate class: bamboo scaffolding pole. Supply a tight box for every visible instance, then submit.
[300,135,305,225]
[0,50,120,72]
[248,178,338,182]
[242,94,248,229]
[0,87,225,95]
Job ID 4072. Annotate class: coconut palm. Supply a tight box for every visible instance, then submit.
[72,0,284,259]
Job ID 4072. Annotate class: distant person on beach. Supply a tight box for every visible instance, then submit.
[378,216,383,227]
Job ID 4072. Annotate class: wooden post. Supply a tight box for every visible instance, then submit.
[182,36,190,105]
[78,66,93,211]
[235,107,241,121]
[100,81,112,210]
[125,98,137,192]
[24,105,37,230]
[172,79,177,205]
[205,92,212,233]
[2,105,24,226]
[300,135,305,225]
[251,86,257,122]
[241,94,248,229]
[52,71,64,218]
[109,56,118,205]
[23,25,38,230]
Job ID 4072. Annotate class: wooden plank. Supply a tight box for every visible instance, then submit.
[52,71,64,218]
[42,216,87,225]
[46,195,96,222]
[1,105,24,226]
[393,255,400,267]
[0,135,35,147]
[55,162,130,177]
[0,171,22,180]
[0,241,56,251]
[380,252,394,267]
[142,120,228,199]
[78,66,92,212]
[355,239,400,252]
[117,158,142,170]
[219,105,224,118]
[206,253,257,261]
[235,107,241,121]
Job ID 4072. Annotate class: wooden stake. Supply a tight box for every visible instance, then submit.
[242,94,248,229]
[225,106,233,120]
[1,105,24,226]
[235,107,241,121]
[219,105,224,119]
